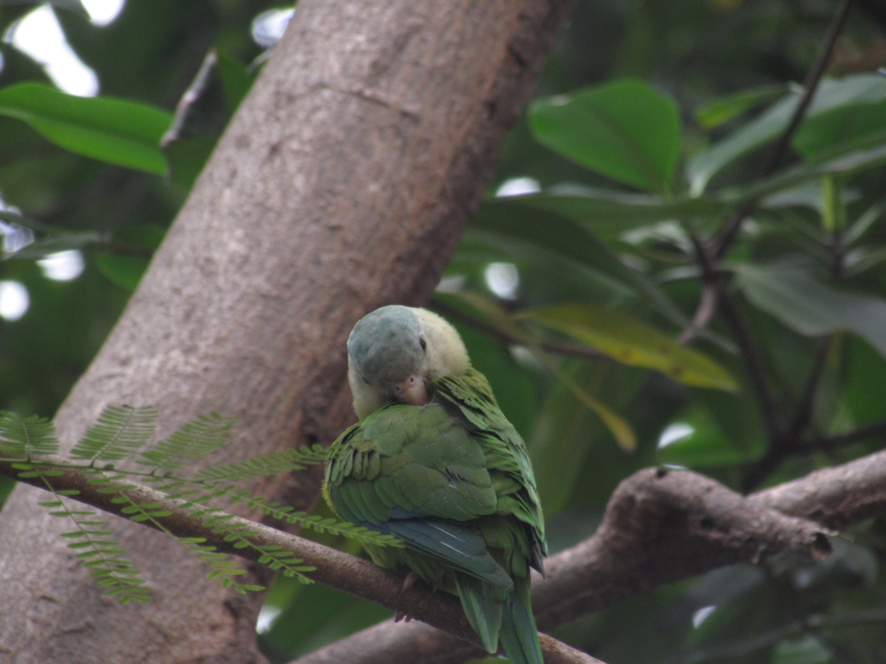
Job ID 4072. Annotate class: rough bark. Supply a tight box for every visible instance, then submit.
[0,1,574,662]
[2,411,882,664]
[293,450,886,664]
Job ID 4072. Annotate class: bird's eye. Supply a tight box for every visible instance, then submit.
[419,337,427,352]
[361,375,369,385]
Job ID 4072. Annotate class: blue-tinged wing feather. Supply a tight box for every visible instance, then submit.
[385,519,513,589]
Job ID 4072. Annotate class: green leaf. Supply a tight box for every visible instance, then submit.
[695,84,786,130]
[688,74,886,194]
[4,230,102,260]
[191,449,324,484]
[70,405,158,462]
[505,190,731,226]
[529,79,681,193]
[522,303,737,390]
[471,200,709,339]
[0,83,171,174]
[793,98,886,161]
[445,291,636,451]
[0,412,59,456]
[95,253,150,291]
[735,261,886,358]
[725,143,886,204]
[140,412,240,471]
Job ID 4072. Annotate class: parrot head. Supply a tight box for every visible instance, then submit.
[346,305,470,419]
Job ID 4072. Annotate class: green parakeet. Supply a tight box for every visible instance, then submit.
[324,305,547,664]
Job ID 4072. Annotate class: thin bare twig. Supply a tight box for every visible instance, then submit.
[677,282,717,345]
[787,337,832,438]
[688,232,782,442]
[684,0,855,342]
[743,414,886,492]
[681,0,857,492]
[712,0,855,259]
[809,418,886,450]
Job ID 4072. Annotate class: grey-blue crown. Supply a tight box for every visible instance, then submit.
[348,306,425,389]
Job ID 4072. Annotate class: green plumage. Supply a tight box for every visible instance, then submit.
[325,367,546,663]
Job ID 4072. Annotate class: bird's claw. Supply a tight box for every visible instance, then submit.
[398,571,420,598]
[394,572,420,622]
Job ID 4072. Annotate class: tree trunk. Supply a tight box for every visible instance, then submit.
[0,1,574,662]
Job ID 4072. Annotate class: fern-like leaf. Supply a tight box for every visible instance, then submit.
[91,473,284,592]
[36,470,150,604]
[70,405,158,462]
[0,412,59,457]
[191,445,328,483]
[139,412,240,471]
[254,544,316,582]
[228,491,403,548]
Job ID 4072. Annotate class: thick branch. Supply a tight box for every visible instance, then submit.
[292,449,886,664]
[5,446,883,664]
[0,455,580,662]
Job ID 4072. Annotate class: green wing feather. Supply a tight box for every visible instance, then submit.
[324,367,546,663]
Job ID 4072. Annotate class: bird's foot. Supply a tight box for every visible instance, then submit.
[398,571,420,597]
[429,569,446,594]
[394,572,421,622]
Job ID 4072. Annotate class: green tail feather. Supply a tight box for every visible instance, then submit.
[455,573,542,664]
[454,573,503,653]
[499,591,543,664]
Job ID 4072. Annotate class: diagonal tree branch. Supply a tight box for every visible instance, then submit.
[0,455,583,663]
[5,441,878,664]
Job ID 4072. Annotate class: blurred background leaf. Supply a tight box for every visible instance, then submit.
[1,1,885,663]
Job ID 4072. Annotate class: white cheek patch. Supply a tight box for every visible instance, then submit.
[413,308,470,378]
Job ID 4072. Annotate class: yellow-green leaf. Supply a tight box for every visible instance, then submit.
[523,303,738,391]
[444,292,636,450]
[539,356,636,451]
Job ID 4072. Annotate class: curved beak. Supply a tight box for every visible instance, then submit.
[394,374,429,406]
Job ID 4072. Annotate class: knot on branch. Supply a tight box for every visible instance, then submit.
[597,468,832,584]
